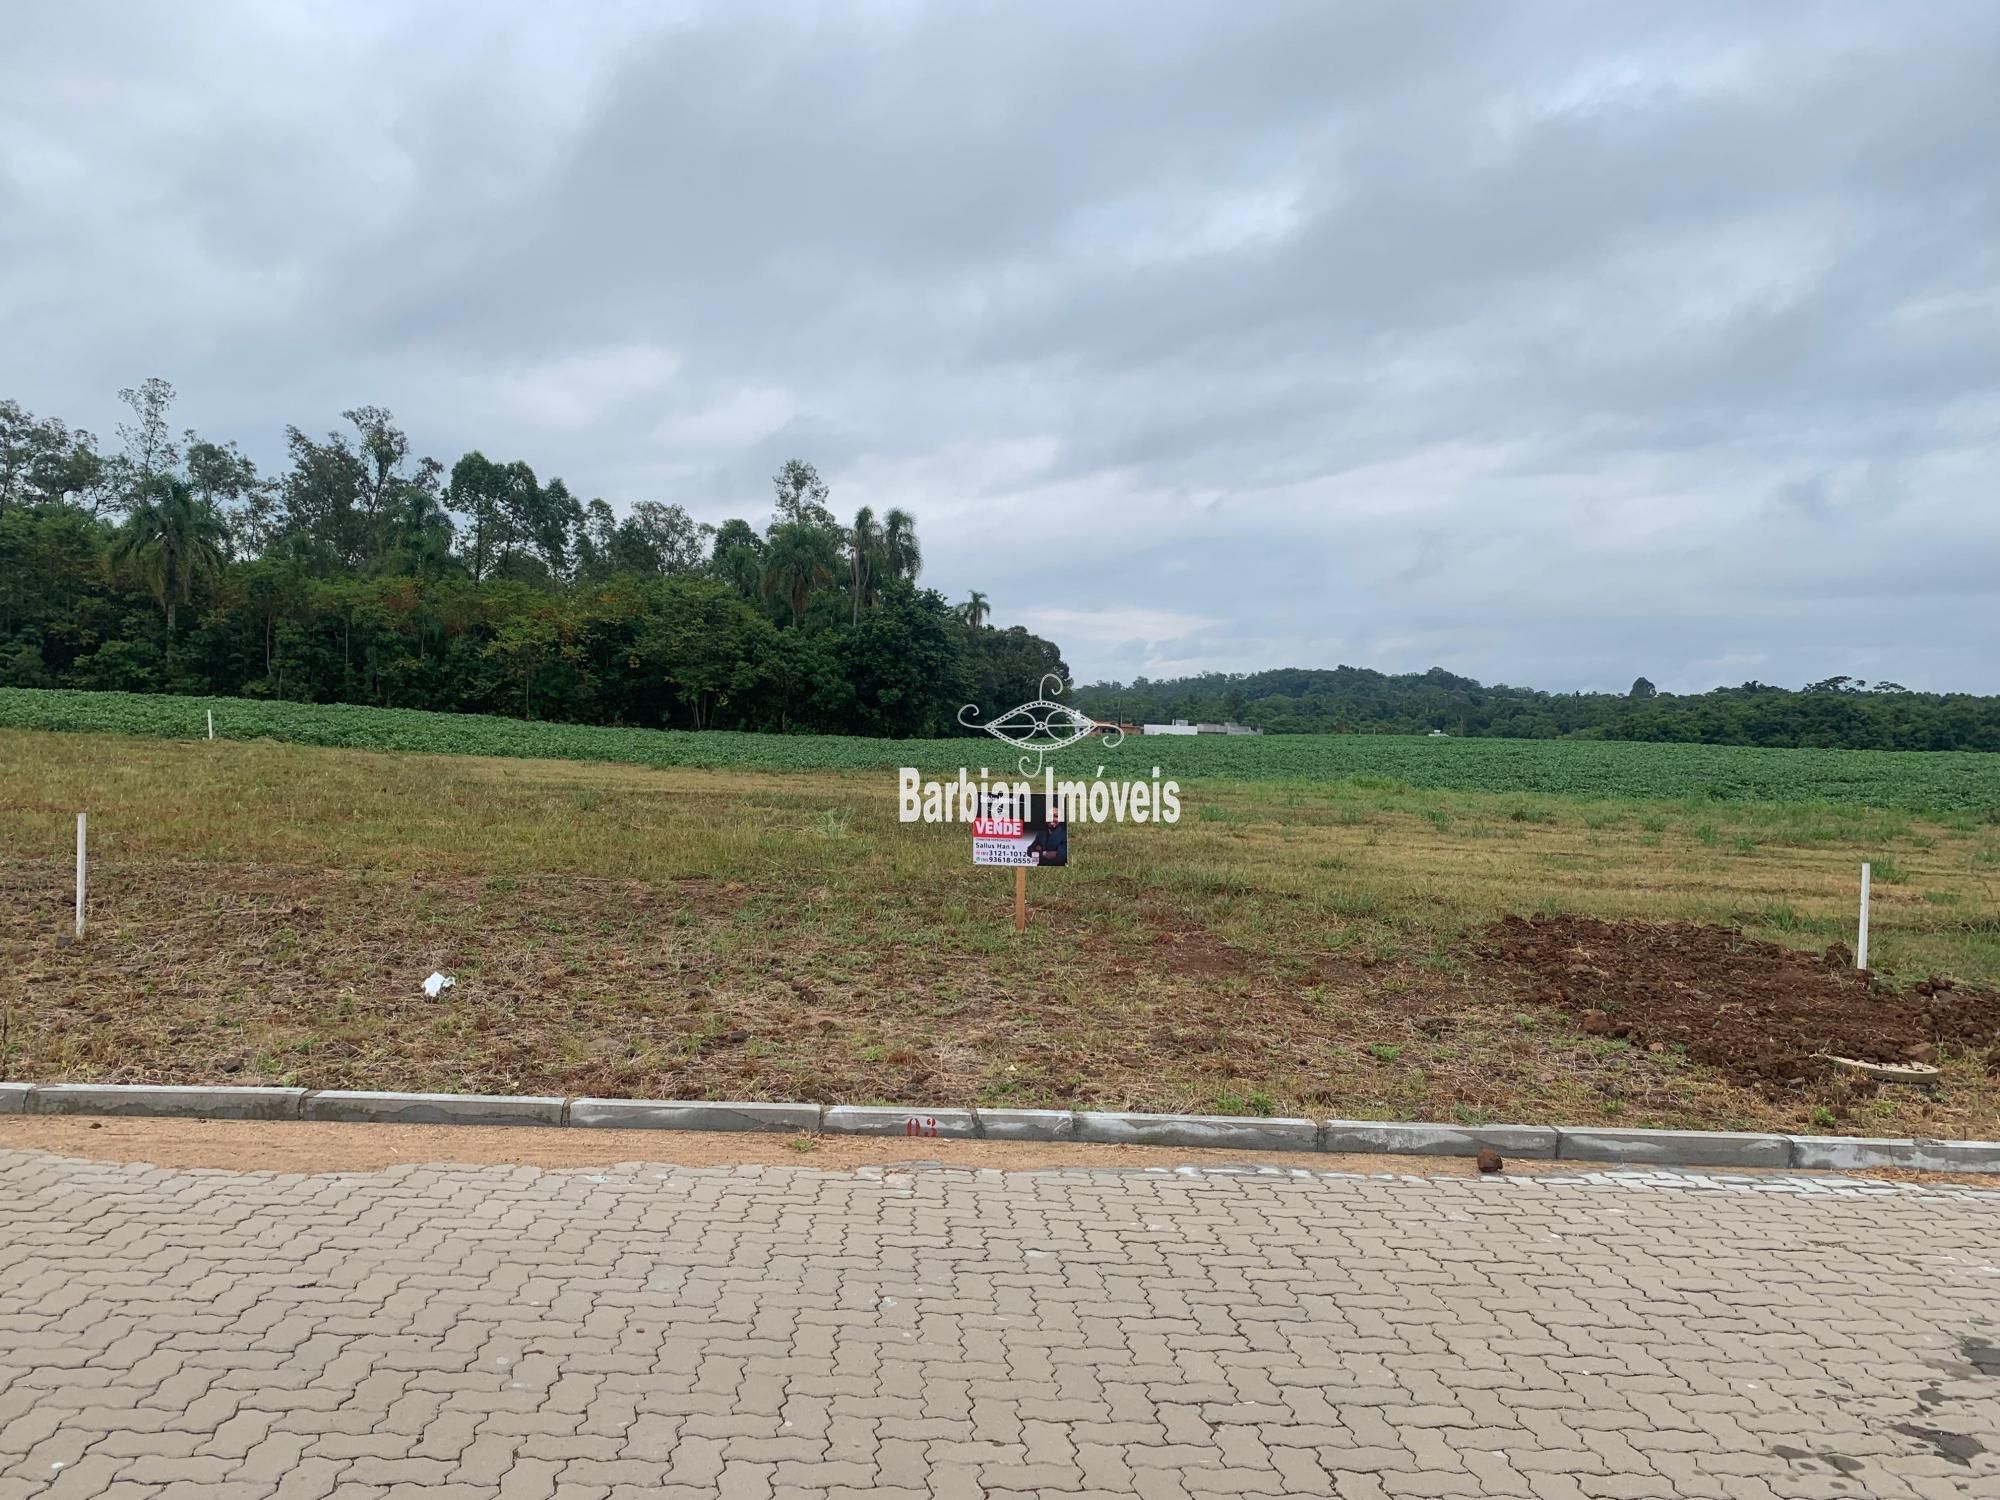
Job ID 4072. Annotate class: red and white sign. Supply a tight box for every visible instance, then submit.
[972,794,1068,868]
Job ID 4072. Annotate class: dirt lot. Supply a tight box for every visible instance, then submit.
[7,856,1998,1140]
[5,731,1998,1139]
[1490,915,2000,1088]
[0,855,1513,1110]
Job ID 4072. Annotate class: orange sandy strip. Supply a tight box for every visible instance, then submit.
[0,1115,1553,1177]
[1,1116,1987,1187]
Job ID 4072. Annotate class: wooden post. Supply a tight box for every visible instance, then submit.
[1014,865,1027,931]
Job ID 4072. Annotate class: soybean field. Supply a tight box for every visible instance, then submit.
[3,686,1997,814]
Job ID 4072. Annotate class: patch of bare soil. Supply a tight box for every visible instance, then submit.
[1136,907,1254,981]
[1487,914,2000,1090]
[3,855,1479,1113]
[0,857,756,1094]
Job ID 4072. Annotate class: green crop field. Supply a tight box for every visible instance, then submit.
[3,686,1998,815]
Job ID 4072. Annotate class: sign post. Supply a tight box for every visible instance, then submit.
[1015,866,1027,931]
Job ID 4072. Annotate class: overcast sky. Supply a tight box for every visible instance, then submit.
[3,2,1996,693]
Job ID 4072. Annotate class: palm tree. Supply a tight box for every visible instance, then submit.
[112,476,228,633]
[847,505,880,624]
[959,590,990,628]
[882,508,921,582]
[760,520,838,627]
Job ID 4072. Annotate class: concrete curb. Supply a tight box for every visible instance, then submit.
[302,1090,565,1127]
[570,1099,820,1134]
[976,1108,1077,1142]
[1326,1121,1560,1160]
[1557,1126,1790,1169]
[1785,1133,2000,1173]
[29,1084,307,1121]
[823,1105,979,1139]
[1076,1111,1320,1152]
[4,1083,1997,1174]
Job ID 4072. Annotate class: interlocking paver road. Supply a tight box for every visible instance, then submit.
[2,1151,1997,1499]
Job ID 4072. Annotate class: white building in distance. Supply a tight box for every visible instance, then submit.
[1142,720,1262,736]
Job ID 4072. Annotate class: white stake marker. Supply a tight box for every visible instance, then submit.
[1856,861,1870,971]
[75,813,87,939]
[207,709,214,740]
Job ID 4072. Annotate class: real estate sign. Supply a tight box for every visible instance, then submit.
[973,792,1068,867]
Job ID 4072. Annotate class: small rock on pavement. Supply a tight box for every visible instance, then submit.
[1475,1148,1503,1174]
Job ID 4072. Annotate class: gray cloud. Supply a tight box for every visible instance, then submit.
[2,0,1995,692]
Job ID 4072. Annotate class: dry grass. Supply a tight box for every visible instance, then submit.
[3,728,1996,1136]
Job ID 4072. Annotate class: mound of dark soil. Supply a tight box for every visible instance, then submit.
[1486,915,2000,1090]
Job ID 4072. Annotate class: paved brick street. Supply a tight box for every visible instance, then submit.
[1,1148,1997,1499]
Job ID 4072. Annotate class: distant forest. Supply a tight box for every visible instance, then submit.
[0,380,1062,736]
[1074,668,2000,751]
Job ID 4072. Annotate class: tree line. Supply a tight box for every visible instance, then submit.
[8,380,1990,752]
[1077,666,2000,751]
[0,381,1063,736]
